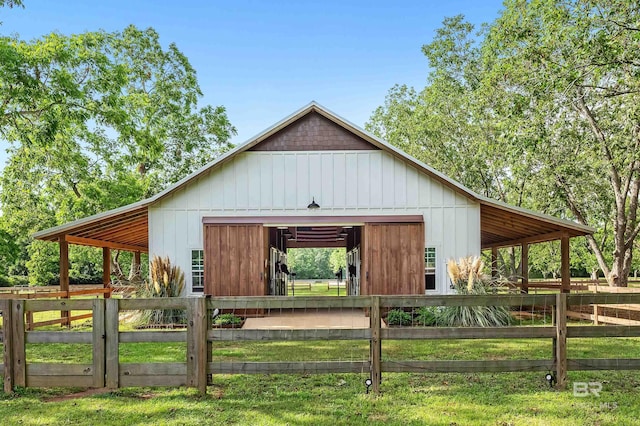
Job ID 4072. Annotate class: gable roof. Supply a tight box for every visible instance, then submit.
[249,110,378,151]
[33,101,594,247]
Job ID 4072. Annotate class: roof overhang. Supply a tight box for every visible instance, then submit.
[32,204,149,252]
[480,200,593,249]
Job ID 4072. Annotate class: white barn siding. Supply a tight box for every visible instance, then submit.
[149,150,481,295]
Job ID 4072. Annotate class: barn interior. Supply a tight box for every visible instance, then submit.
[267,225,362,296]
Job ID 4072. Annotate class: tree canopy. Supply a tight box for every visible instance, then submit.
[287,248,346,280]
[368,0,640,286]
[0,21,235,284]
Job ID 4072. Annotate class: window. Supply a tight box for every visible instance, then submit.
[425,248,436,291]
[191,250,204,293]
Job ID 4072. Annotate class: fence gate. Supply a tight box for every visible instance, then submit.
[0,298,209,394]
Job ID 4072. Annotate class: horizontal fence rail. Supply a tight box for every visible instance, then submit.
[1,293,640,394]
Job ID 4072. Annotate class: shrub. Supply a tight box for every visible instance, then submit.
[386,309,412,326]
[0,275,12,287]
[213,313,243,326]
[9,275,29,287]
[440,256,512,327]
[414,306,438,326]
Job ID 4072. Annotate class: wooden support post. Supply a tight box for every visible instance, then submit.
[105,298,119,389]
[2,300,14,393]
[370,296,381,394]
[133,251,141,270]
[187,297,208,394]
[561,234,570,294]
[555,293,567,389]
[60,238,70,326]
[491,247,499,280]
[521,244,529,294]
[11,300,26,388]
[92,299,106,388]
[103,247,111,299]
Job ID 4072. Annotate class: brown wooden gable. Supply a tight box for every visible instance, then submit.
[249,111,379,151]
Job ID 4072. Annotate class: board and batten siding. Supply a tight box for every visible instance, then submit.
[148,150,481,295]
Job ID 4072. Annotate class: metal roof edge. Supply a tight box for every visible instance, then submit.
[146,101,484,205]
[147,102,322,203]
[31,102,323,240]
[310,103,483,201]
[32,101,595,240]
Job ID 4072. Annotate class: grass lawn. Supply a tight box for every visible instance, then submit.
[288,281,346,297]
[2,335,640,425]
[1,285,639,424]
[0,370,638,425]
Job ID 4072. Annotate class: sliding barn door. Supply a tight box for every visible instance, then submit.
[203,224,266,296]
[363,222,425,295]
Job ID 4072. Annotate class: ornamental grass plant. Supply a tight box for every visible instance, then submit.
[137,255,186,326]
[441,256,512,327]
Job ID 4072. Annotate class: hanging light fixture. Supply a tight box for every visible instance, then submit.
[307,197,320,209]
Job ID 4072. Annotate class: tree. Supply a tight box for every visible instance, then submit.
[0,25,235,284]
[0,227,18,275]
[329,248,346,274]
[484,0,640,286]
[369,2,640,286]
[367,15,537,280]
[0,0,23,7]
[286,248,339,279]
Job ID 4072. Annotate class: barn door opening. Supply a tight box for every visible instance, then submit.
[265,225,362,296]
[362,222,425,295]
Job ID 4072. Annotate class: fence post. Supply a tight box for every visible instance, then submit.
[187,297,207,394]
[2,300,14,393]
[206,296,212,386]
[593,285,599,325]
[105,298,119,389]
[370,296,381,394]
[555,293,567,389]
[92,299,106,388]
[11,299,26,388]
[26,311,34,331]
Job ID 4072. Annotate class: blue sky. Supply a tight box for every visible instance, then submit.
[1,0,504,168]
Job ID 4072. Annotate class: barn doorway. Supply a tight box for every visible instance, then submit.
[266,225,362,296]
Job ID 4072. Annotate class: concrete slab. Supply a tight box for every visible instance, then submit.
[243,309,371,329]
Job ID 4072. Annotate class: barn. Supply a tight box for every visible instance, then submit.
[34,102,593,296]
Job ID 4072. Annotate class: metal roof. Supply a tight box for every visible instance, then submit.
[33,101,594,248]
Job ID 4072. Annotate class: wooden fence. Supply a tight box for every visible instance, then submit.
[500,280,640,326]
[0,286,113,330]
[1,293,640,394]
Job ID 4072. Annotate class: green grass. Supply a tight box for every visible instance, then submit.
[2,332,640,424]
[2,289,640,424]
[17,337,640,365]
[0,371,638,425]
[289,281,347,297]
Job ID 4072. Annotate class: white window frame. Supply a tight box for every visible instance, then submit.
[425,247,437,293]
[191,249,204,293]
